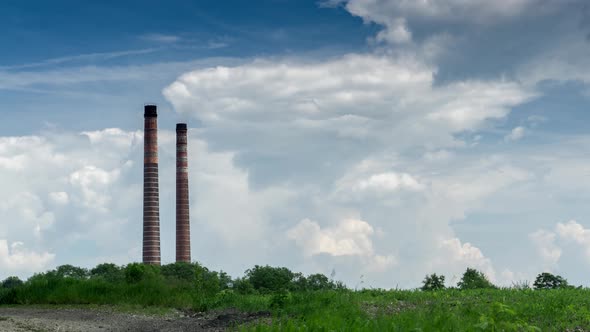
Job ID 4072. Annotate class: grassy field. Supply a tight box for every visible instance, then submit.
[239,288,590,331]
[1,263,589,331]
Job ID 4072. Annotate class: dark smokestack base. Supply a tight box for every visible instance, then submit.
[144,105,158,118]
[176,123,187,131]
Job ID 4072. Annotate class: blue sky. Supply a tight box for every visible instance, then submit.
[0,0,370,62]
[0,0,373,134]
[1,0,590,289]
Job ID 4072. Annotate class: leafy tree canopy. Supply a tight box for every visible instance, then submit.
[533,272,569,290]
[55,264,89,279]
[1,276,23,289]
[245,265,295,293]
[421,273,445,291]
[90,263,123,282]
[457,268,495,290]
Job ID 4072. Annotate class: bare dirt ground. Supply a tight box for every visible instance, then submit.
[0,306,271,332]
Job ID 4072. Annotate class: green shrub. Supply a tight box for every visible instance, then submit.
[124,263,160,283]
[245,265,295,293]
[0,288,18,304]
[161,262,195,282]
[124,263,145,283]
[219,270,232,290]
[458,268,495,290]
[55,265,89,279]
[233,277,255,294]
[269,289,291,310]
[421,273,445,291]
[194,262,221,296]
[306,274,332,291]
[533,272,569,290]
[1,276,24,289]
[511,280,531,290]
[90,263,124,282]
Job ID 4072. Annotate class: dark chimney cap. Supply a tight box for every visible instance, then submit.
[176,123,187,131]
[144,105,157,117]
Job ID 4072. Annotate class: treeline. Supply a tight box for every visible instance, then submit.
[0,263,581,311]
[421,268,576,291]
[0,262,344,310]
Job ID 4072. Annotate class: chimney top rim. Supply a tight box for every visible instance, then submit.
[144,104,157,117]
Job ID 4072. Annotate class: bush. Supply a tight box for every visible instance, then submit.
[421,273,445,291]
[269,289,292,310]
[0,288,18,304]
[161,262,196,282]
[0,277,23,305]
[306,274,337,291]
[232,277,255,294]
[511,280,531,290]
[533,272,569,290]
[124,263,160,283]
[245,265,295,293]
[0,261,351,310]
[457,268,495,290]
[90,263,123,283]
[1,276,24,289]
[194,263,221,296]
[124,263,145,283]
[291,273,307,291]
[55,265,89,279]
[219,271,232,290]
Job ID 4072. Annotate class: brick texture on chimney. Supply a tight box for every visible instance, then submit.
[176,123,191,262]
[143,105,161,265]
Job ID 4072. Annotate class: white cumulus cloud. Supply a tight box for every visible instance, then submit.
[505,126,526,141]
[288,218,377,257]
[529,229,562,271]
[164,54,534,158]
[0,240,54,274]
[287,218,397,274]
[355,172,424,193]
[320,0,564,46]
[556,221,590,260]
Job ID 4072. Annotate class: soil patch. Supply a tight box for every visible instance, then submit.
[0,306,271,332]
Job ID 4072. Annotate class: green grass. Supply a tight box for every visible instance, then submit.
[4,286,590,331]
[238,288,590,331]
[4,270,590,331]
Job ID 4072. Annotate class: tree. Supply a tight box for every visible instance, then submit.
[307,274,336,291]
[421,273,445,291]
[291,273,307,291]
[1,276,23,289]
[219,271,232,290]
[0,277,21,305]
[232,277,255,294]
[457,268,495,290]
[245,265,295,293]
[161,262,195,282]
[90,263,123,282]
[124,263,146,283]
[194,262,220,296]
[533,272,569,290]
[124,263,160,283]
[55,265,88,279]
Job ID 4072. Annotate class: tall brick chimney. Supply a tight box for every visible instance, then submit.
[176,123,191,263]
[143,105,161,265]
